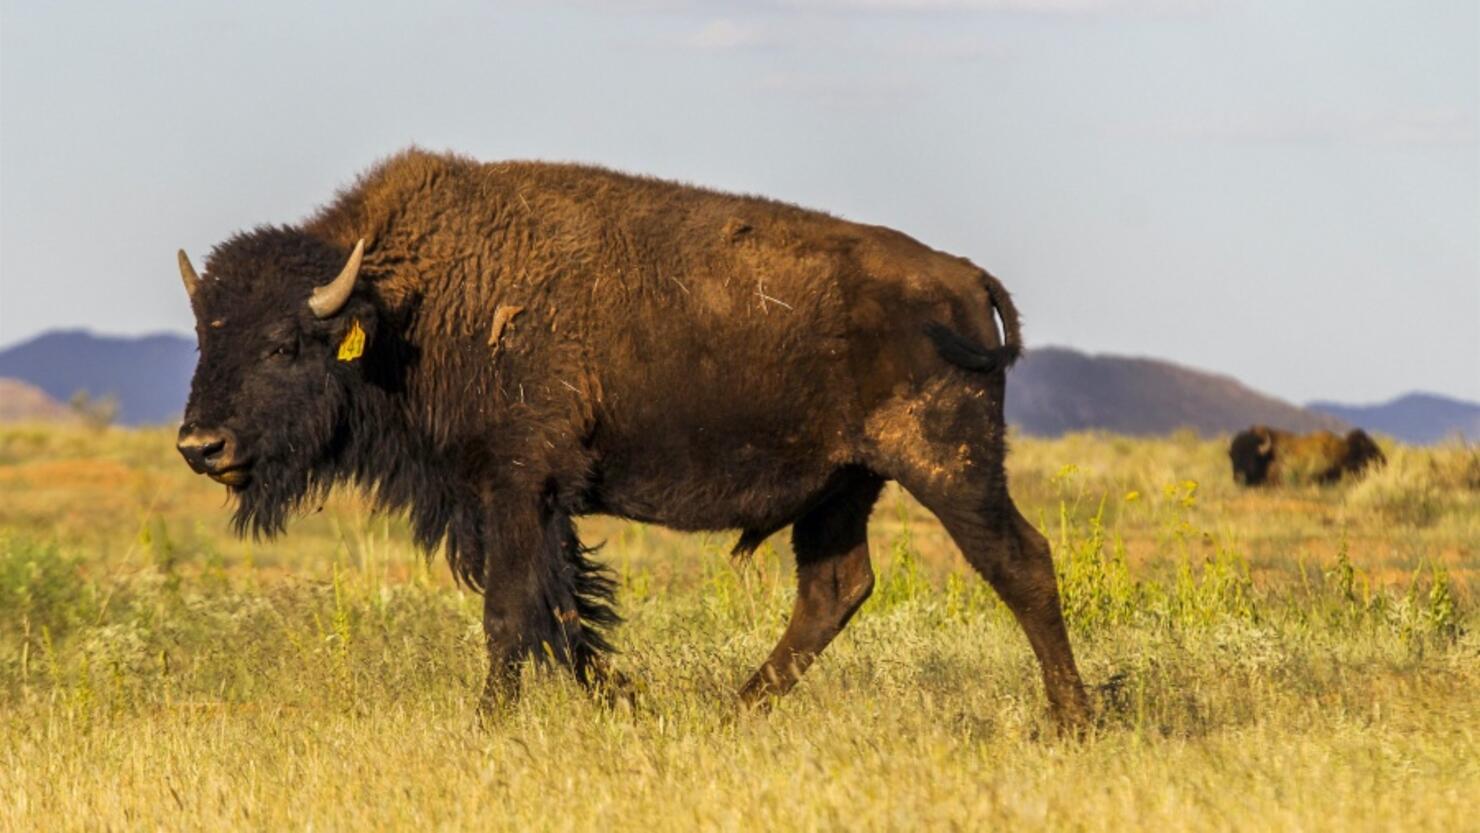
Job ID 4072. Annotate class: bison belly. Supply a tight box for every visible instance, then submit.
[584,273,858,532]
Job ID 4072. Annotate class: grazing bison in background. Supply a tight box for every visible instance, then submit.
[174,149,1090,726]
[1229,426,1386,486]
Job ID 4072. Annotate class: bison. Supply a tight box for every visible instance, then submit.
[1229,426,1386,486]
[174,149,1090,726]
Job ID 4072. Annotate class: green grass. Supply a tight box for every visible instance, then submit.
[0,424,1476,830]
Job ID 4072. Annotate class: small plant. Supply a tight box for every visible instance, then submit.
[1055,498,1140,631]
[328,562,356,700]
[0,538,94,653]
[1328,538,1358,603]
[868,507,930,613]
[1424,563,1459,643]
[1171,543,1257,626]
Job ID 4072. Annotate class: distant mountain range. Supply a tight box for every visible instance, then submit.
[1004,347,1346,437]
[1307,394,1480,445]
[0,330,1475,444]
[0,331,196,425]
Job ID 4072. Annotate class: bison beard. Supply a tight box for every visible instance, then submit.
[175,149,1092,728]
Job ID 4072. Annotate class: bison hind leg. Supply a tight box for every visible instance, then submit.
[738,470,884,705]
[863,383,1091,728]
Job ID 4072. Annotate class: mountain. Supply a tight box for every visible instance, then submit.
[2,329,1460,441]
[1004,347,1344,437]
[0,378,79,423]
[0,331,195,425]
[1307,393,1480,445]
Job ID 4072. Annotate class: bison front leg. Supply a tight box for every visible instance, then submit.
[478,494,619,715]
[478,499,545,712]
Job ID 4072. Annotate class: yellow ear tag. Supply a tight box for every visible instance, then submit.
[337,320,366,362]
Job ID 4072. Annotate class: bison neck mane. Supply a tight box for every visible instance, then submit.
[230,307,503,592]
[340,328,504,591]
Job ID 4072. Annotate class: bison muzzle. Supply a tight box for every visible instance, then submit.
[174,149,1091,727]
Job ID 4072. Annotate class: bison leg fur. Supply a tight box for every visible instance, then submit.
[739,473,884,707]
[918,488,1091,729]
[478,494,618,715]
[867,376,1091,729]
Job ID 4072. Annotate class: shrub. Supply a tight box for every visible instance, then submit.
[1344,442,1480,527]
[0,537,95,649]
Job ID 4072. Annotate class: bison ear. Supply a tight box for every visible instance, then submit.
[330,307,377,364]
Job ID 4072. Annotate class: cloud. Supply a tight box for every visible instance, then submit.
[684,18,772,50]
[1122,108,1479,148]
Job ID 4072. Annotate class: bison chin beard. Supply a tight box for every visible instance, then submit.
[229,465,334,539]
[227,392,354,540]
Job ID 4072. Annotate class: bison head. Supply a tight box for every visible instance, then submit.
[1228,426,1276,486]
[176,229,378,535]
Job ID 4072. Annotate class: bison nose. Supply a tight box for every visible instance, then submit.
[177,426,240,476]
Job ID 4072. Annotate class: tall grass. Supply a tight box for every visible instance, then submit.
[0,424,1475,830]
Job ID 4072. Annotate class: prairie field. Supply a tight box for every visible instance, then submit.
[0,423,1476,831]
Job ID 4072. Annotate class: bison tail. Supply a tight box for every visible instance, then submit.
[981,270,1024,355]
[926,322,1021,374]
[925,270,1024,375]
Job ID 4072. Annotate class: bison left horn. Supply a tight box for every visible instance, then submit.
[308,239,365,319]
[1256,428,1274,456]
[177,250,201,299]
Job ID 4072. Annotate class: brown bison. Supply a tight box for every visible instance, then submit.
[1229,426,1386,486]
[174,149,1090,726]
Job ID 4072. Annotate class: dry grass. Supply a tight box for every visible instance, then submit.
[0,424,1475,831]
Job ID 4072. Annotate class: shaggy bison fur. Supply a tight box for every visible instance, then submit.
[174,149,1091,725]
[1229,426,1386,486]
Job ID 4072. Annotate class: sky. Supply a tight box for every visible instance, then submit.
[1,0,1475,405]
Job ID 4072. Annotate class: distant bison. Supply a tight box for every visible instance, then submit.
[1229,426,1386,486]
[173,149,1091,726]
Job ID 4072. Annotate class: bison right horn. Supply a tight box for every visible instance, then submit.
[308,239,365,319]
[178,250,201,299]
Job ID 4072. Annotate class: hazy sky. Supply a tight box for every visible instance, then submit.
[2,0,1476,404]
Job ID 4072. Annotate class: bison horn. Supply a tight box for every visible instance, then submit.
[177,250,201,299]
[1256,429,1274,456]
[308,239,365,319]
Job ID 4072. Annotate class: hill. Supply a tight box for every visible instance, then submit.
[1005,347,1343,437]
[0,331,195,426]
[1308,393,1480,444]
[0,378,78,423]
[4,330,1465,440]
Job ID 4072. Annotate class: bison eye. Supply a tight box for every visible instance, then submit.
[268,338,299,360]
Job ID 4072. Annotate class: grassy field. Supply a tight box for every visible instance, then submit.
[1,424,1476,831]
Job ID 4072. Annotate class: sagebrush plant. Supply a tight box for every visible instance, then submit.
[0,424,1476,831]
